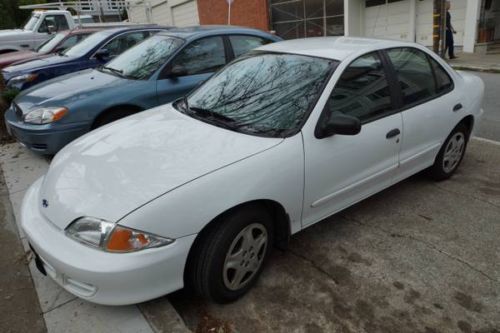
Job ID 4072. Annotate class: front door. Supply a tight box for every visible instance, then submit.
[157,36,227,105]
[302,52,402,227]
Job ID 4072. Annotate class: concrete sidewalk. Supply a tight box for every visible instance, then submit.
[0,143,189,333]
[449,52,500,73]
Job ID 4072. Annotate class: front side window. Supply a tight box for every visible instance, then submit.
[102,35,183,80]
[324,52,393,123]
[103,31,148,58]
[229,35,270,58]
[182,53,335,137]
[170,37,226,76]
[38,15,68,33]
[387,48,436,107]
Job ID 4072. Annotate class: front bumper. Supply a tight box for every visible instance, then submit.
[21,178,196,305]
[4,105,89,155]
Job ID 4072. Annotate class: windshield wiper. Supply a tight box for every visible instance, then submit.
[101,66,125,78]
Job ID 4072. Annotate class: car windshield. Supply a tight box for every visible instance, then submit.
[37,32,66,53]
[182,53,336,137]
[24,13,40,31]
[63,30,109,57]
[101,35,183,80]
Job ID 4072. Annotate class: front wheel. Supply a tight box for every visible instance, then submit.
[189,205,274,303]
[428,123,469,181]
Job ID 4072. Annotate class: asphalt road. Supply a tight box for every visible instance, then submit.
[167,139,500,333]
[470,71,500,142]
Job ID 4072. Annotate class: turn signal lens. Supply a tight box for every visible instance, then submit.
[106,225,174,252]
[66,217,174,252]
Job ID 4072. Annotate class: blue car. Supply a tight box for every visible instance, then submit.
[5,26,281,154]
[2,26,168,91]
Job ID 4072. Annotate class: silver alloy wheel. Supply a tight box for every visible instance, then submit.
[223,223,268,291]
[443,132,465,173]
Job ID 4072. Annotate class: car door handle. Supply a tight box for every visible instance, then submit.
[453,103,463,112]
[386,128,401,139]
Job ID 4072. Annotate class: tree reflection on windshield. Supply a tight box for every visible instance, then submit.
[186,53,336,137]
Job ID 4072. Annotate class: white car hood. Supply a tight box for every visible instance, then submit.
[0,29,33,42]
[39,105,283,229]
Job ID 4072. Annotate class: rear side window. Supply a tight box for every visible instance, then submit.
[428,57,454,93]
[170,36,226,76]
[325,52,393,123]
[386,48,436,107]
[229,35,271,57]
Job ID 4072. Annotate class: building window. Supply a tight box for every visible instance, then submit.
[270,0,344,40]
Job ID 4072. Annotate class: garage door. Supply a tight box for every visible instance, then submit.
[364,0,411,41]
[172,0,199,27]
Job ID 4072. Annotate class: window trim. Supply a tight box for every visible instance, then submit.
[227,34,274,59]
[160,35,231,79]
[382,46,455,113]
[314,50,401,139]
[89,29,157,60]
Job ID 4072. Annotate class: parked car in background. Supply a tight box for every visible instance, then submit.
[5,26,281,154]
[0,29,99,69]
[2,26,168,91]
[0,10,79,53]
[20,37,484,305]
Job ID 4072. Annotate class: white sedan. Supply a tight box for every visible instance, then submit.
[21,37,484,305]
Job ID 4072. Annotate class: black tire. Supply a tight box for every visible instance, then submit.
[428,123,469,181]
[92,108,139,129]
[189,204,274,303]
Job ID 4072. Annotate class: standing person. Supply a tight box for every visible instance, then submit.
[445,1,458,59]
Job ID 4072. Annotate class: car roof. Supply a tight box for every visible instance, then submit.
[97,25,169,36]
[157,25,276,40]
[257,36,420,61]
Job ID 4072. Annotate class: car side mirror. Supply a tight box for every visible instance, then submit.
[48,25,57,34]
[316,114,361,139]
[95,49,110,61]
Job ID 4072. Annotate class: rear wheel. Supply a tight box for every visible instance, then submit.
[189,205,274,303]
[428,123,469,180]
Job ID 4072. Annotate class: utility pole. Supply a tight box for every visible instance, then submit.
[432,0,442,53]
[433,0,447,57]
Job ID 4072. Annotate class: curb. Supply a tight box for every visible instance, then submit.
[450,65,500,74]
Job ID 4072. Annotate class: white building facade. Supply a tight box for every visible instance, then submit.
[127,0,199,27]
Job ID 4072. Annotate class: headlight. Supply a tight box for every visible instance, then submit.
[65,217,174,252]
[24,107,68,124]
[8,73,38,85]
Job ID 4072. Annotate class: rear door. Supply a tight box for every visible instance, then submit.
[384,47,458,181]
[156,36,228,104]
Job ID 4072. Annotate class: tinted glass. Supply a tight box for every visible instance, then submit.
[64,31,111,57]
[103,35,183,80]
[170,37,226,76]
[54,15,69,30]
[56,35,82,51]
[184,53,334,136]
[387,48,436,106]
[37,32,66,53]
[429,57,453,93]
[326,52,393,123]
[104,31,147,57]
[229,35,270,58]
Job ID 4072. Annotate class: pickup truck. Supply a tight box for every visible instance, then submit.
[0,10,79,54]
[0,10,139,54]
